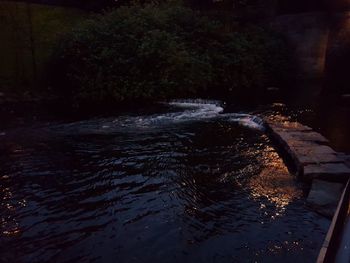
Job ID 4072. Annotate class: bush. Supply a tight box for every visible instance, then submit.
[53,2,293,103]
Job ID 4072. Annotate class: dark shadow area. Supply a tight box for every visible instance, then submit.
[277,0,327,14]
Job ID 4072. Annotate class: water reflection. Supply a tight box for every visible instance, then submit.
[0,117,328,263]
[0,182,22,237]
[248,144,302,214]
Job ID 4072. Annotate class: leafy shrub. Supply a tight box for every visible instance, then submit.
[53,2,293,103]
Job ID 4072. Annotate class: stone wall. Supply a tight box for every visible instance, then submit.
[269,0,350,100]
[271,13,330,80]
[324,11,350,96]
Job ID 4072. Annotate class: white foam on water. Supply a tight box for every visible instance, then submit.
[120,99,265,130]
[112,99,225,127]
[226,113,265,131]
[168,100,265,131]
[167,100,224,121]
[51,99,265,133]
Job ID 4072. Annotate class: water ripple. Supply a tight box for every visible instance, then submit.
[0,106,329,263]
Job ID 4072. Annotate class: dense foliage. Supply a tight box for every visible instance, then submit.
[54,2,293,103]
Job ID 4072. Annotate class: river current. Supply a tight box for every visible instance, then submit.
[0,101,329,263]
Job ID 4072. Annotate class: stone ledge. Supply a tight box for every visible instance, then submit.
[265,116,350,183]
[304,163,350,182]
[268,121,313,132]
[307,179,344,218]
[297,153,342,166]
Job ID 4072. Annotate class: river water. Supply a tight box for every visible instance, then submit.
[0,101,329,263]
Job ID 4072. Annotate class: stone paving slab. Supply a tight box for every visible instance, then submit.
[276,130,329,144]
[287,131,330,143]
[297,153,342,166]
[307,179,344,218]
[338,154,350,168]
[281,139,317,148]
[291,145,337,156]
[268,122,313,132]
[304,163,350,182]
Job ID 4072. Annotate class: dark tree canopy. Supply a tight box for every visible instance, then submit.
[51,2,293,104]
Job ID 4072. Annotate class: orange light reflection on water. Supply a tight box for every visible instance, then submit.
[1,178,23,237]
[248,144,302,218]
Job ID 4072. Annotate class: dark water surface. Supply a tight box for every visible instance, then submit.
[0,102,329,263]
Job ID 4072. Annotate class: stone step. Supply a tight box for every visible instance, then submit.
[268,121,313,132]
[307,179,344,218]
[297,152,342,166]
[286,131,329,143]
[291,145,342,166]
[303,163,350,182]
[337,153,350,168]
[274,130,329,145]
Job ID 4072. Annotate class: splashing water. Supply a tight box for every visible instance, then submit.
[227,113,266,131]
[48,99,265,135]
[167,99,266,131]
